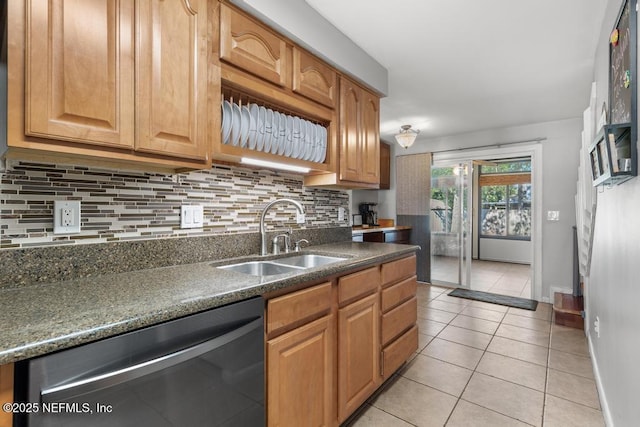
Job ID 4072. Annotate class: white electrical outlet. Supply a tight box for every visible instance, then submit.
[338,207,345,222]
[53,200,81,234]
[181,205,204,229]
[594,316,600,338]
[296,212,306,224]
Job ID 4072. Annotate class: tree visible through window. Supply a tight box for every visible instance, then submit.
[480,160,531,240]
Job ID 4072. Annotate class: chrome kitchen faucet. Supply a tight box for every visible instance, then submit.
[259,198,305,255]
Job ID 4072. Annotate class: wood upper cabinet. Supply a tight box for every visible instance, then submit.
[379,141,391,190]
[135,0,209,160]
[11,0,211,170]
[339,78,361,183]
[338,76,380,186]
[360,90,381,184]
[25,0,135,148]
[267,315,335,427]
[338,292,380,422]
[219,3,289,88]
[293,48,337,109]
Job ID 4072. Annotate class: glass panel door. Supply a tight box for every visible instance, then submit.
[430,161,473,287]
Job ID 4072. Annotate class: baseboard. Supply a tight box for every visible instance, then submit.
[587,333,614,426]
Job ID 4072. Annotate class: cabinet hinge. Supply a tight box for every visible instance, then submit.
[379,352,384,377]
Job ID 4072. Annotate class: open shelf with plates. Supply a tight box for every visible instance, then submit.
[211,65,337,173]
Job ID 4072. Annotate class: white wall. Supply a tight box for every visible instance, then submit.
[383,118,583,301]
[351,139,398,222]
[586,0,640,424]
[229,0,388,95]
[479,238,531,264]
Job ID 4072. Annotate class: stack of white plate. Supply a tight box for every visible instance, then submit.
[221,100,327,163]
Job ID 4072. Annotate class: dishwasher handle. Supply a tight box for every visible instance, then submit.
[41,317,263,403]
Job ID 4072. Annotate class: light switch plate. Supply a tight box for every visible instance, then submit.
[53,200,81,234]
[338,207,345,222]
[547,210,560,221]
[181,205,204,229]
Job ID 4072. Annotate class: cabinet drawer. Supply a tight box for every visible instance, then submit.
[382,325,418,380]
[267,282,332,336]
[338,266,380,306]
[362,231,384,243]
[381,255,416,287]
[293,47,337,108]
[384,229,411,244]
[381,297,417,346]
[219,4,289,87]
[381,276,417,313]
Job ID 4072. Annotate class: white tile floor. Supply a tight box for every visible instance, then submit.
[347,284,605,427]
[431,257,532,298]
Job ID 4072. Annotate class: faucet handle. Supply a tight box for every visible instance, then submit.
[272,234,289,255]
[294,239,309,252]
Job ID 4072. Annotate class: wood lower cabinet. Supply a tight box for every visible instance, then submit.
[0,363,13,427]
[338,292,380,423]
[380,257,419,381]
[265,254,417,426]
[267,315,334,427]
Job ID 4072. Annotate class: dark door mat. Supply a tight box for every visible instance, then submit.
[448,288,538,311]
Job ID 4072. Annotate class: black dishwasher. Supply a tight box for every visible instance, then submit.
[15,297,264,427]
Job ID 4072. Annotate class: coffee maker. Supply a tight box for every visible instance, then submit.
[359,203,378,226]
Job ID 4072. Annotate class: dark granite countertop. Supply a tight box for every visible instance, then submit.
[0,242,418,365]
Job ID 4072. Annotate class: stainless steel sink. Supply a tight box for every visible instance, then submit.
[216,254,348,277]
[218,261,304,276]
[273,254,348,268]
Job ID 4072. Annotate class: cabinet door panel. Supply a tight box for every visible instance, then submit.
[379,142,391,189]
[220,4,288,87]
[339,78,361,182]
[360,90,380,184]
[338,293,379,422]
[293,48,337,108]
[268,315,335,427]
[136,0,208,160]
[26,0,134,148]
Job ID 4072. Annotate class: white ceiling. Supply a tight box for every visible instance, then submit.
[305,0,607,142]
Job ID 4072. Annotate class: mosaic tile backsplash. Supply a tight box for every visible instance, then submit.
[1,160,350,249]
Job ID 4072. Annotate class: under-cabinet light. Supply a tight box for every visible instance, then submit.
[240,157,310,173]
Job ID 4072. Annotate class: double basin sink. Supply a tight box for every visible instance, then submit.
[218,254,348,277]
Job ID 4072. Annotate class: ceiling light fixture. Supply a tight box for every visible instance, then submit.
[241,157,310,173]
[394,125,420,149]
